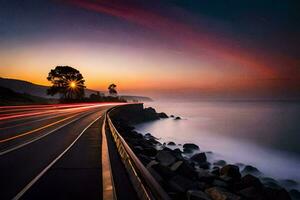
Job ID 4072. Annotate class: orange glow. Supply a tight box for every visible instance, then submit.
[69,81,76,89]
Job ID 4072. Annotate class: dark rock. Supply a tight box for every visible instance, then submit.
[198,169,216,183]
[235,163,245,168]
[187,190,212,200]
[238,187,265,200]
[183,143,200,153]
[213,160,227,167]
[146,161,164,182]
[143,147,158,157]
[152,163,175,180]
[170,115,175,118]
[237,174,263,190]
[211,167,220,176]
[219,175,234,184]
[157,112,168,118]
[169,175,198,193]
[220,165,241,180]
[144,107,157,114]
[289,189,300,200]
[261,177,281,189]
[170,161,184,171]
[212,180,229,188]
[133,146,144,154]
[162,146,173,152]
[147,138,160,145]
[173,160,198,179]
[241,165,261,175]
[129,132,144,139]
[142,107,160,121]
[263,186,292,200]
[279,179,298,188]
[156,150,176,166]
[144,133,154,138]
[172,148,184,160]
[205,187,241,200]
[175,116,181,120]
[138,154,153,165]
[199,162,211,170]
[191,153,207,164]
[167,141,176,146]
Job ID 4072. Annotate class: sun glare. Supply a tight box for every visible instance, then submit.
[69,81,76,89]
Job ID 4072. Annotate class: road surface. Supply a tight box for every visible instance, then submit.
[0,103,130,200]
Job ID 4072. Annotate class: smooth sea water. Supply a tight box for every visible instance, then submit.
[135,101,300,190]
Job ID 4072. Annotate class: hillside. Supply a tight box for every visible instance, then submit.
[0,77,100,99]
[0,77,153,102]
[0,86,50,106]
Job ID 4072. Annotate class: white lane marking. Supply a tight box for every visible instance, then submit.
[12,115,102,200]
[0,110,98,156]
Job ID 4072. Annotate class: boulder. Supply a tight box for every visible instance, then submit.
[220,165,241,180]
[167,141,176,146]
[157,112,168,118]
[289,189,300,200]
[156,150,176,166]
[199,162,211,170]
[213,160,227,167]
[198,169,216,183]
[261,177,281,189]
[169,175,198,193]
[238,174,262,190]
[211,167,220,176]
[191,153,207,164]
[187,190,212,200]
[138,154,153,165]
[147,138,160,145]
[263,186,292,200]
[183,143,200,153]
[174,160,198,179]
[175,116,182,120]
[143,107,160,121]
[170,161,184,171]
[212,180,229,188]
[279,179,298,188]
[238,187,265,200]
[170,115,175,118]
[133,146,144,154]
[143,147,158,157]
[241,165,261,175]
[144,133,154,138]
[152,163,175,180]
[146,160,159,168]
[146,161,164,183]
[205,187,241,200]
[172,148,184,160]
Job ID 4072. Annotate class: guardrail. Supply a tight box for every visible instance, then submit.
[106,107,171,200]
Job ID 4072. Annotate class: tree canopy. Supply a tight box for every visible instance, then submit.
[47,66,85,100]
[108,83,117,96]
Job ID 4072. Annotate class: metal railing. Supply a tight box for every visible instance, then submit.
[106,106,170,200]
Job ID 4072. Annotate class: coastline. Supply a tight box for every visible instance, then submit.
[109,104,299,200]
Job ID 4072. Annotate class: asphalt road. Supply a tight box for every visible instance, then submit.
[0,103,120,200]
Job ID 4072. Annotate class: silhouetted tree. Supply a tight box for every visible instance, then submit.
[108,83,117,96]
[47,66,85,100]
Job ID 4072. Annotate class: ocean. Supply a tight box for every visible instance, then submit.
[135,101,300,190]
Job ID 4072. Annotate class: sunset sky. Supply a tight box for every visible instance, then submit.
[0,0,299,99]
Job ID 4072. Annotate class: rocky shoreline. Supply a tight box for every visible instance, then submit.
[109,104,299,200]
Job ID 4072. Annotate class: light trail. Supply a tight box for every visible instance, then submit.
[0,114,79,143]
[0,103,105,121]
